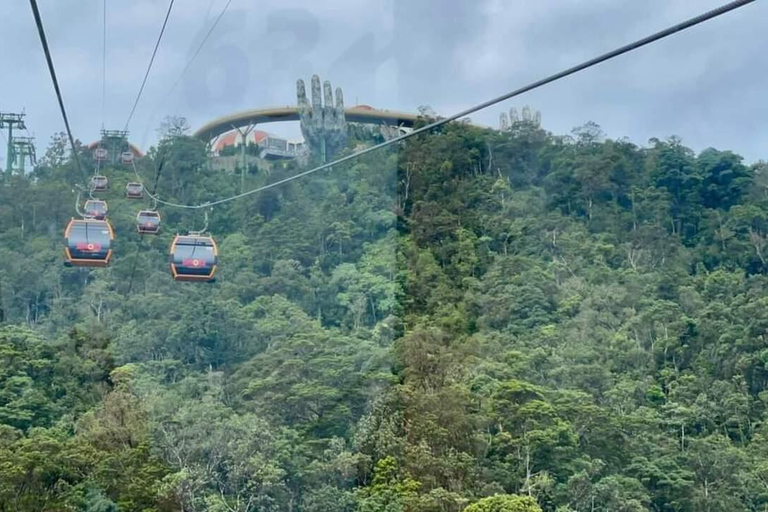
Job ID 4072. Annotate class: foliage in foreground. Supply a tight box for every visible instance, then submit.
[1,117,768,511]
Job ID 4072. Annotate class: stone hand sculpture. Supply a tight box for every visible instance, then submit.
[499,112,509,131]
[297,75,348,162]
[500,106,542,131]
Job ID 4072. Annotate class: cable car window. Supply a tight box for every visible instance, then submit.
[93,148,108,161]
[173,239,216,265]
[137,210,161,234]
[126,182,144,197]
[91,176,108,190]
[137,211,160,220]
[84,200,108,219]
[69,221,111,248]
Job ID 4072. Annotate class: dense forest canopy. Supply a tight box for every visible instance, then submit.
[1,115,768,512]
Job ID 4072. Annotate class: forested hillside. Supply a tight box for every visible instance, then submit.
[1,116,768,512]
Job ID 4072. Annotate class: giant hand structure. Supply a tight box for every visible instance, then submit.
[297,75,348,162]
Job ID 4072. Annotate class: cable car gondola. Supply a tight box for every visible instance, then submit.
[126,182,144,199]
[136,210,161,234]
[169,235,218,282]
[83,199,108,220]
[93,147,108,162]
[64,218,114,267]
[91,175,108,192]
[121,151,134,165]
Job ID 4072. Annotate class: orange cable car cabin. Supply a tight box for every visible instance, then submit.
[93,147,108,162]
[126,182,144,199]
[83,199,108,220]
[169,235,218,282]
[136,210,161,234]
[91,175,108,192]
[64,218,114,267]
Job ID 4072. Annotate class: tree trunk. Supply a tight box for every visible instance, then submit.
[524,445,532,496]
[681,424,685,452]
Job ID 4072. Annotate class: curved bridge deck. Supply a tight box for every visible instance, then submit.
[194,106,419,141]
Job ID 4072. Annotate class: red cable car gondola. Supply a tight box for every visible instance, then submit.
[91,175,108,192]
[93,147,108,162]
[126,182,144,199]
[83,200,108,220]
[136,210,161,234]
[64,218,114,267]
[169,235,218,282]
[121,151,134,165]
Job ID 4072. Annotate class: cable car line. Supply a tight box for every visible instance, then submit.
[123,0,176,132]
[28,0,208,279]
[139,0,233,148]
[28,0,88,185]
[125,153,169,294]
[101,0,107,130]
[130,0,755,211]
[28,0,752,280]
[95,0,110,213]
[172,0,233,88]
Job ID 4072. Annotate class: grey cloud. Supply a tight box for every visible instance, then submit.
[1,0,765,164]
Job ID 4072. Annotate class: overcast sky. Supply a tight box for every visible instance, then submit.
[3,0,766,164]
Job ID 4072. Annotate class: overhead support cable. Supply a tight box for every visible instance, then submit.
[134,0,756,210]
[139,0,233,146]
[101,0,107,129]
[166,0,233,93]
[124,0,176,131]
[28,0,87,183]
[125,154,169,295]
